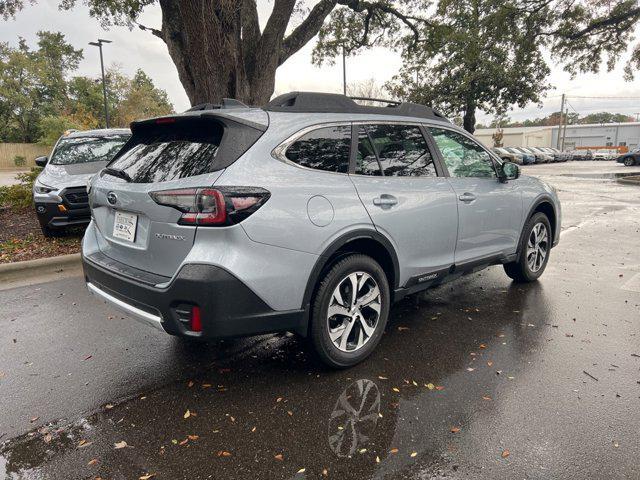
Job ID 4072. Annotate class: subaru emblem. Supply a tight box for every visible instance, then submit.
[107,192,117,205]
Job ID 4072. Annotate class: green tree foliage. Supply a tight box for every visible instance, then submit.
[314,0,640,133]
[0,32,173,144]
[0,31,81,142]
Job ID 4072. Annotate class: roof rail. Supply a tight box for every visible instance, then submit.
[185,98,249,112]
[264,91,448,122]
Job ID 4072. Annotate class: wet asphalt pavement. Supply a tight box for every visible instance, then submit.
[1,161,640,479]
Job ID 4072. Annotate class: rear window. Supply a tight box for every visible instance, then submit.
[108,121,224,183]
[50,135,129,165]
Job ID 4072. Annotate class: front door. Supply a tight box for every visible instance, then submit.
[349,123,458,288]
[428,126,523,265]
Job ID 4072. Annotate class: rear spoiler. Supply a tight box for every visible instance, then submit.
[108,113,266,171]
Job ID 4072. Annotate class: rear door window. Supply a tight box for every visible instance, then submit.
[356,124,436,177]
[285,125,350,173]
[108,121,223,183]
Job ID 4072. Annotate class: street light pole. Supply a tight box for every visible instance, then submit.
[89,39,112,128]
[342,45,347,96]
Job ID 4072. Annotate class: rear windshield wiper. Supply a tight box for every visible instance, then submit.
[103,167,132,183]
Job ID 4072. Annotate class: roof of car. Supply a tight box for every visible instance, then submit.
[64,128,131,138]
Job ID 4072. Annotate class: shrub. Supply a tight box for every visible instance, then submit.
[0,167,43,208]
[14,155,26,167]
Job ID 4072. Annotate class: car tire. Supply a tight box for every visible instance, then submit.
[310,254,390,368]
[504,212,552,283]
[624,157,634,166]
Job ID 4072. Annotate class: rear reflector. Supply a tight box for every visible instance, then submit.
[149,187,270,226]
[190,306,202,332]
[155,117,176,124]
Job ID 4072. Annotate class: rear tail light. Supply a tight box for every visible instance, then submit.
[149,187,270,226]
[190,306,202,332]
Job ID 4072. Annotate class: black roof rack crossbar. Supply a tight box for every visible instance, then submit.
[185,98,248,112]
[349,96,401,106]
[264,91,448,122]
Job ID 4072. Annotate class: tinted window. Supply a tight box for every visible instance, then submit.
[285,126,350,173]
[108,122,223,183]
[50,135,129,165]
[360,124,436,177]
[355,127,382,176]
[430,128,495,178]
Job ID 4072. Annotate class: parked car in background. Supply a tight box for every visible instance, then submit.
[529,147,556,162]
[592,149,612,161]
[33,128,131,236]
[568,149,593,161]
[81,92,561,368]
[513,147,548,163]
[617,148,640,166]
[504,147,535,165]
[541,147,568,162]
[492,147,523,164]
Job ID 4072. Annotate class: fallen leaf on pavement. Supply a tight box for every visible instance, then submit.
[479,344,487,349]
[398,326,410,331]
[114,441,128,449]
[297,468,306,474]
[378,376,388,380]
[188,435,199,441]
[390,448,399,454]
[105,404,114,410]
[217,451,232,457]
[482,395,492,401]
[502,450,510,458]
[187,380,194,388]
[77,440,93,448]
[88,459,98,466]
[435,386,445,391]
[392,387,400,392]
[425,383,434,390]
[184,409,191,419]
[410,452,417,457]
[29,417,39,423]
[139,474,155,480]
[487,361,493,367]
[450,427,460,433]
[275,454,284,461]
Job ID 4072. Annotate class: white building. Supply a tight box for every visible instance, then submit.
[475,122,640,151]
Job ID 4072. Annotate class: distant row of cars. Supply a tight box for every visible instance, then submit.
[492,146,569,165]
[492,146,640,165]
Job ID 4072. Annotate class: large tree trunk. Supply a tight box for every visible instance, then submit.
[157,0,297,107]
[463,103,476,134]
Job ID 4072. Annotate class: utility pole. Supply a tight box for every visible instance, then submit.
[342,46,347,96]
[556,93,565,149]
[561,103,569,151]
[89,39,112,128]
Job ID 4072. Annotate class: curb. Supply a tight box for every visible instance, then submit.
[0,253,82,286]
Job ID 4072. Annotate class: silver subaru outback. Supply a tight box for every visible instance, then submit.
[82,92,560,368]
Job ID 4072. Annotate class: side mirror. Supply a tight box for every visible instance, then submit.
[35,156,48,167]
[501,161,520,181]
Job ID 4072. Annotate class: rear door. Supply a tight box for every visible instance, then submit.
[349,123,458,287]
[89,115,262,277]
[427,126,522,265]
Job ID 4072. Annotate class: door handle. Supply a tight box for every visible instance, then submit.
[458,192,476,203]
[373,194,398,208]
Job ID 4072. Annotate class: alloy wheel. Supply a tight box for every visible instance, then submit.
[327,271,382,353]
[526,222,548,273]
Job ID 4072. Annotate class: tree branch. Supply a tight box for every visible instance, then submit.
[241,0,260,53]
[279,0,339,64]
[564,6,640,39]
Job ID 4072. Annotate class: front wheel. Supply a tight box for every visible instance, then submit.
[624,157,635,166]
[310,254,390,368]
[504,212,552,283]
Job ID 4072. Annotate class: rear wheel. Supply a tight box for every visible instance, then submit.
[504,212,551,283]
[624,157,635,166]
[310,254,390,368]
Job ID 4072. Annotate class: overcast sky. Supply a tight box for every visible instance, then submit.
[2,0,640,123]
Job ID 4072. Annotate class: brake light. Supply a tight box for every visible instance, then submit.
[149,187,270,226]
[155,117,176,124]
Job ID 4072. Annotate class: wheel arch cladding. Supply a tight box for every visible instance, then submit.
[532,200,556,240]
[299,230,399,335]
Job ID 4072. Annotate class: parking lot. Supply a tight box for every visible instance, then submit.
[1,160,639,479]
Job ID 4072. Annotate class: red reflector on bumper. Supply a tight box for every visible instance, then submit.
[191,306,202,332]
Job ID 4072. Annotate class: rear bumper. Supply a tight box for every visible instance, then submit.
[82,253,305,340]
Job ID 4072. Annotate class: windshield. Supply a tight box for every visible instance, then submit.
[50,135,130,165]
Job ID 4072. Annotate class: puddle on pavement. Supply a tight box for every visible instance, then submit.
[559,171,640,180]
[0,277,553,480]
